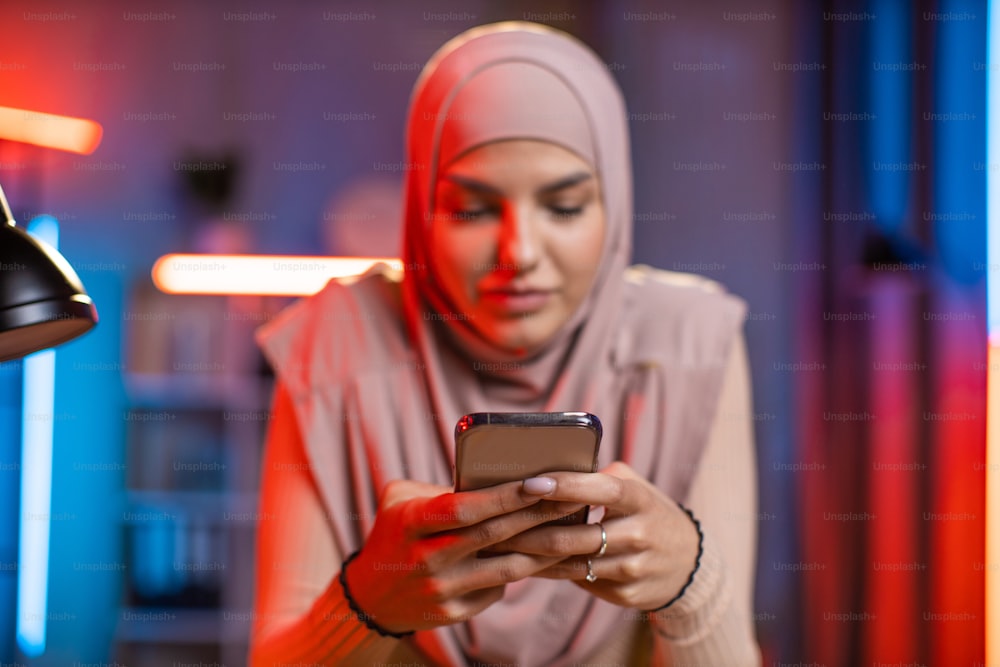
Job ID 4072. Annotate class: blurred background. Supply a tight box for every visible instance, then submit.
[0,0,987,665]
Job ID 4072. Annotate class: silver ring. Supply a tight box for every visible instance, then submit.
[594,522,608,558]
[585,558,597,583]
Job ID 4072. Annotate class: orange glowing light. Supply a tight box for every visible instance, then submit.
[152,254,403,296]
[0,106,103,154]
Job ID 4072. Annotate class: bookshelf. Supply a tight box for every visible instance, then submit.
[114,281,275,666]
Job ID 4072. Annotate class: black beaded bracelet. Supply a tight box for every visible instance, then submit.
[645,503,704,612]
[338,550,415,638]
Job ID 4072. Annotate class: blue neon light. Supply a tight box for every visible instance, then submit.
[15,215,60,657]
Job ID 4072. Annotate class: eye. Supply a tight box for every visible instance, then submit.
[549,204,584,219]
[448,206,499,222]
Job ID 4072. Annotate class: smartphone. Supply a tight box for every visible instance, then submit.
[454,411,602,525]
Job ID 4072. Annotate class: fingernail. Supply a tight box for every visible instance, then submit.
[522,477,556,495]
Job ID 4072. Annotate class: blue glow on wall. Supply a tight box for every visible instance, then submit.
[868,0,912,233]
[936,0,987,287]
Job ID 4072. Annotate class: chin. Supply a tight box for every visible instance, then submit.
[484,322,558,357]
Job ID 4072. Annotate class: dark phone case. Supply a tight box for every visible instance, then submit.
[453,412,602,525]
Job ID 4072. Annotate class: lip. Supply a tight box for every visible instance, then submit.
[479,287,555,313]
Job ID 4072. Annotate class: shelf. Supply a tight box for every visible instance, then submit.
[125,490,259,523]
[124,372,271,410]
[115,607,251,645]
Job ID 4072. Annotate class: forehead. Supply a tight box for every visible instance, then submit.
[440,139,594,180]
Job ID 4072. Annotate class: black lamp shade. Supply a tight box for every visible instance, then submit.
[0,197,98,362]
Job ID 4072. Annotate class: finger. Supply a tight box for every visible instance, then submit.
[531,554,628,582]
[521,470,644,515]
[600,460,643,480]
[424,585,507,628]
[439,500,587,556]
[455,551,568,593]
[490,520,613,557]
[407,480,550,534]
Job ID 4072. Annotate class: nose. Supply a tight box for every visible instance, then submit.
[496,202,541,274]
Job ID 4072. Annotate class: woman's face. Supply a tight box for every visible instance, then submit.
[430,139,605,355]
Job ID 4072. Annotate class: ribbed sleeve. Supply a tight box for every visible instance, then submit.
[652,535,759,666]
[249,574,399,666]
[652,533,731,644]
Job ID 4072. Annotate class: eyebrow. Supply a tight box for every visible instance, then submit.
[442,171,593,196]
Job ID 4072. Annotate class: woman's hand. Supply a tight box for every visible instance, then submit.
[487,461,701,611]
[344,478,585,634]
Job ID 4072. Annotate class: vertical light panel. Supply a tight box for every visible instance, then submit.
[988,2,1000,662]
[991,4,1000,334]
[15,215,59,657]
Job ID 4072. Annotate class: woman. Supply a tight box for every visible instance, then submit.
[250,21,760,666]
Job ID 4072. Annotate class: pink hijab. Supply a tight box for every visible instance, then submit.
[401,21,646,665]
[259,20,746,667]
[402,21,631,450]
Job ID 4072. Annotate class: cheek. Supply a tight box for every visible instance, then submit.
[429,219,496,301]
[558,212,606,299]
[582,216,606,274]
